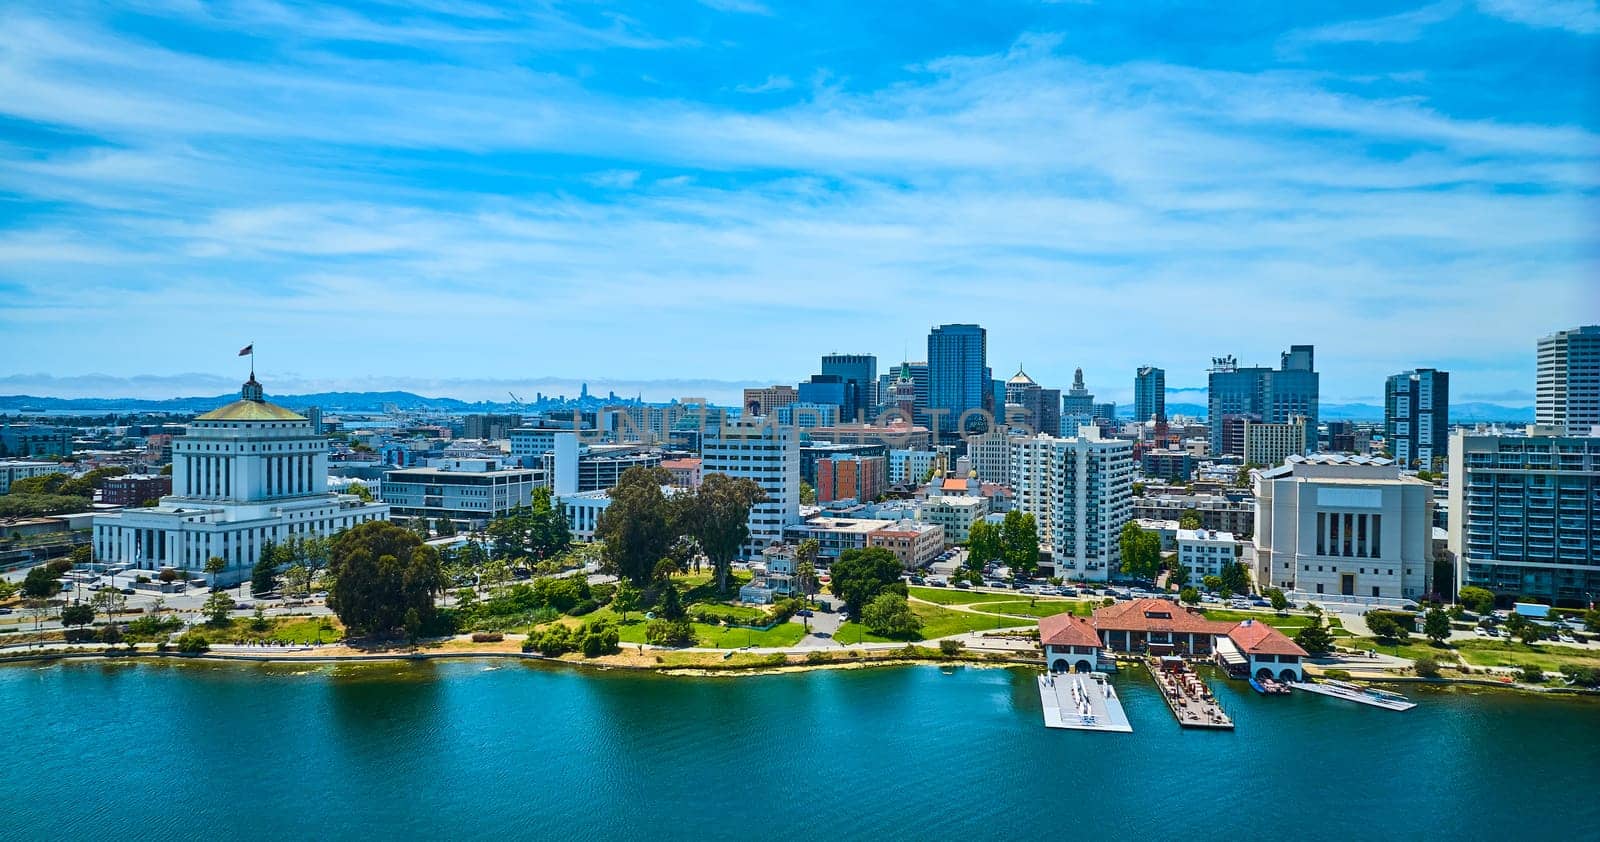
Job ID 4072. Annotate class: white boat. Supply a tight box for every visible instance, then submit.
[1289,679,1417,711]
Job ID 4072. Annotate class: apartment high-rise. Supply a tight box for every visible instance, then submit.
[1536,325,1600,436]
[1207,346,1320,456]
[927,324,987,441]
[702,420,801,557]
[1009,427,1134,582]
[1242,417,1310,467]
[1448,428,1600,605]
[1385,368,1450,469]
[1135,366,1166,423]
[820,353,878,423]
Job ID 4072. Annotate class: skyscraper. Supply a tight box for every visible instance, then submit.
[927,324,987,440]
[1536,325,1600,436]
[1061,367,1094,428]
[820,353,878,423]
[1385,368,1450,469]
[1207,345,1320,456]
[1134,365,1165,423]
[1005,367,1060,435]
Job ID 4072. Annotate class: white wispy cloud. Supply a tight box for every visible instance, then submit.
[0,4,1593,404]
[1478,0,1600,34]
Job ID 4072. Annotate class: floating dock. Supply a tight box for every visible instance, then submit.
[1038,672,1133,732]
[1289,680,1416,711]
[1146,658,1233,730]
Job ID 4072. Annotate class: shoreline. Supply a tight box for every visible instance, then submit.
[3,645,1596,699]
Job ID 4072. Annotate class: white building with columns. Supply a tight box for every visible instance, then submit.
[92,375,389,585]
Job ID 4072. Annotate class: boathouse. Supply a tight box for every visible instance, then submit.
[1222,619,1308,682]
[1039,613,1104,674]
[1090,599,1234,656]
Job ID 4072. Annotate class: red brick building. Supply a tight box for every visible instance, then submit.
[816,454,886,503]
[100,474,171,507]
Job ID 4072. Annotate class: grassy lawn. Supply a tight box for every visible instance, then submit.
[1199,608,1345,633]
[968,600,1092,618]
[602,616,806,649]
[834,602,1033,644]
[907,586,1029,606]
[184,615,342,644]
[1358,637,1600,672]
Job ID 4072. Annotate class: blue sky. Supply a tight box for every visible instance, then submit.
[1,0,1596,406]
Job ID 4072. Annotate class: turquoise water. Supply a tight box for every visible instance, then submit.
[3,660,1596,840]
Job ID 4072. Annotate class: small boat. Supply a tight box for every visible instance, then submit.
[1249,677,1292,695]
[1290,679,1416,711]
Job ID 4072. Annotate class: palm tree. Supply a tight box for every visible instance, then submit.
[204,556,226,591]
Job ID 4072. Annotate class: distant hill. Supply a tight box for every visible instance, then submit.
[0,391,498,414]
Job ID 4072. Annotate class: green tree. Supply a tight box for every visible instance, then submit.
[60,603,94,628]
[403,608,423,647]
[595,466,676,585]
[1266,588,1288,612]
[1001,510,1040,577]
[830,546,904,617]
[799,481,817,506]
[282,564,310,598]
[1423,607,1452,644]
[1178,508,1202,530]
[1502,611,1531,642]
[344,480,374,502]
[655,582,685,621]
[679,472,767,594]
[1295,620,1335,655]
[611,581,641,622]
[203,590,236,625]
[861,592,922,637]
[1220,561,1251,596]
[1179,586,1200,606]
[251,541,280,596]
[1202,575,1222,592]
[204,556,227,590]
[1414,656,1441,678]
[1367,613,1409,642]
[1457,586,1496,615]
[69,544,92,567]
[1118,521,1162,580]
[486,488,572,562]
[21,566,61,599]
[965,520,1002,570]
[326,520,447,637]
[435,518,456,538]
[1584,608,1600,633]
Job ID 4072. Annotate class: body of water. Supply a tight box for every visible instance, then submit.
[3,660,1595,840]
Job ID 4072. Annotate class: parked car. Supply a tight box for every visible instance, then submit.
[954,580,971,589]
[119,587,136,595]
[1474,627,1490,637]
[1558,634,1577,644]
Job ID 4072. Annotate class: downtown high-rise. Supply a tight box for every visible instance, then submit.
[1207,345,1319,456]
[1134,365,1165,423]
[1536,325,1600,436]
[820,353,878,423]
[1384,368,1449,469]
[927,324,988,440]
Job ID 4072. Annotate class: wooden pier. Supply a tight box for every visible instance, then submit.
[1146,657,1233,730]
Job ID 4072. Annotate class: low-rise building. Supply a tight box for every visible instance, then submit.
[1141,449,1196,481]
[867,519,944,568]
[1243,417,1311,467]
[919,494,988,545]
[782,516,894,562]
[0,460,68,495]
[1133,493,1255,537]
[1083,598,1306,681]
[1176,528,1238,581]
[100,474,172,507]
[383,459,546,530]
[661,457,702,489]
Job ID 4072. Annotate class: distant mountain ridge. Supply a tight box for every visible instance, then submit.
[2,391,1536,423]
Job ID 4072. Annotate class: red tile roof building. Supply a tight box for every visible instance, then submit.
[1036,598,1309,680]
